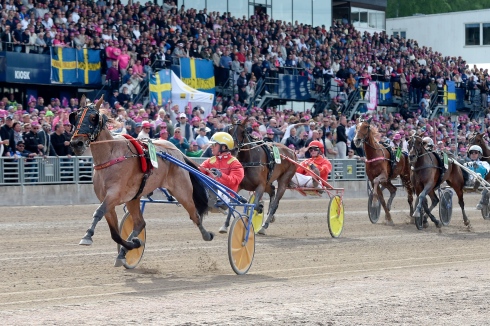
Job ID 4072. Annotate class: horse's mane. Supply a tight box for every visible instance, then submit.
[369,124,380,141]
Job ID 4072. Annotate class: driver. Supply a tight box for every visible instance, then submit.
[465,145,490,210]
[291,140,332,188]
[199,132,244,193]
[422,136,434,151]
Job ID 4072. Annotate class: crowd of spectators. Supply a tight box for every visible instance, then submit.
[1,0,490,168]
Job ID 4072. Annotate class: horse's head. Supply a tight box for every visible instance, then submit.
[227,116,248,149]
[468,132,487,151]
[408,135,424,165]
[69,95,106,156]
[353,118,371,147]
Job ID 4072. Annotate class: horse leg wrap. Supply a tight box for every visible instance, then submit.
[256,202,264,214]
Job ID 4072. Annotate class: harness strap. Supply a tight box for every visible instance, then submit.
[411,164,441,172]
[93,156,127,170]
[365,156,387,163]
[131,171,151,201]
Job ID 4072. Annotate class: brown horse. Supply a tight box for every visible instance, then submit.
[353,118,414,224]
[408,135,471,228]
[69,96,213,267]
[226,118,297,234]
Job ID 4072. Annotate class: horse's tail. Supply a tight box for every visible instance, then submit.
[183,156,210,217]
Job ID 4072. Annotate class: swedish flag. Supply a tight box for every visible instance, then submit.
[77,48,101,85]
[444,81,456,113]
[51,47,77,84]
[379,82,392,101]
[149,69,171,105]
[180,57,215,95]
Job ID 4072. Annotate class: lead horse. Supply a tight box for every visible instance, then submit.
[69,96,214,267]
[407,135,471,228]
[353,118,414,224]
[226,118,297,234]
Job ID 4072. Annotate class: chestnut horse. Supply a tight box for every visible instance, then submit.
[408,135,471,228]
[69,96,213,267]
[353,119,414,224]
[226,118,297,234]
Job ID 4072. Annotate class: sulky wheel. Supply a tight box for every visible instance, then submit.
[481,204,490,220]
[228,216,255,275]
[415,212,424,230]
[247,193,265,234]
[438,189,453,226]
[327,195,344,238]
[367,190,381,224]
[117,211,146,269]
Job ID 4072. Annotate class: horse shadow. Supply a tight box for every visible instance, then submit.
[120,269,282,297]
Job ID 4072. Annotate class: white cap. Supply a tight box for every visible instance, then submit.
[179,113,187,118]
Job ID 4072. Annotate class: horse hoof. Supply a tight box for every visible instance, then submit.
[219,225,228,234]
[258,228,266,235]
[270,215,276,224]
[385,220,394,226]
[79,238,93,246]
[423,222,429,229]
[208,232,215,241]
[114,258,125,267]
[412,211,420,218]
[132,237,144,248]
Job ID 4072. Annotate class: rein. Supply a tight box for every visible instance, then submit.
[92,141,143,170]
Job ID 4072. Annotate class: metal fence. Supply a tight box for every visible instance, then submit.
[0,156,367,186]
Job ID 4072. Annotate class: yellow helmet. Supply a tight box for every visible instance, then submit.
[210,132,234,150]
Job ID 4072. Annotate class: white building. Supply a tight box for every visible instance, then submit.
[386,9,490,66]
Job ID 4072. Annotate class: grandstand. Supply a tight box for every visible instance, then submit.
[1,0,489,181]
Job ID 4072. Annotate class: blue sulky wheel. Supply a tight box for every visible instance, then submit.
[228,216,255,275]
[367,189,381,224]
[117,211,146,269]
[438,189,453,226]
[481,205,490,220]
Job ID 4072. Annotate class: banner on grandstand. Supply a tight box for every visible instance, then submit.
[50,48,102,85]
[444,81,456,113]
[365,82,378,110]
[378,82,392,102]
[149,69,172,105]
[77,48,102,85]
[180,58,215,95]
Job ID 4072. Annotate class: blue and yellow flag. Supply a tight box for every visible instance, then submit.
[444,81,456,113]
[149,69,171,105]
[180,57,215,95]
[51,47,77,84]
[77,48,101,85]
[378,82,392,101]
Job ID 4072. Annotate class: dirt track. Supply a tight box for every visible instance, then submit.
[2,195,490,325]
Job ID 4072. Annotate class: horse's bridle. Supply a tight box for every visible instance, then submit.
[70,105,107,145]
[408,136,435,165]
[228,123,262,152]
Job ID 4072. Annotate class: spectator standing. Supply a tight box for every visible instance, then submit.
[0,115,15,156]
[51,124,71,157]
[169,127,189,154]
[336,116,348,159]
[324,131,338,160]
[175,112,194,141]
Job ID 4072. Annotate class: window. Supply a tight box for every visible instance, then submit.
[483,23,490,45]
[313,0,330,27]
[465,23,480,46]
[206,0,224,14]
[272,0,292,24]
[293,0,312,26]
[228,1,248,18]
